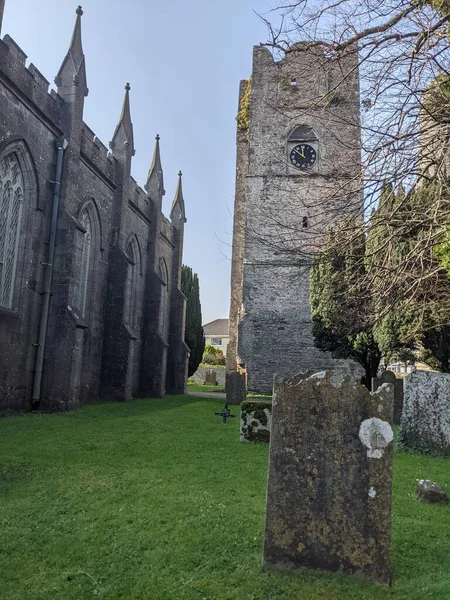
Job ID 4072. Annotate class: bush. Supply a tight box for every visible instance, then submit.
[202,345,225,366]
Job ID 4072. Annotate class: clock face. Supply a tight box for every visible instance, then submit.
[289,144,317,169]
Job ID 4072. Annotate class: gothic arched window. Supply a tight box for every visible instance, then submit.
[74,205,95,318]
[0,153,24,309]
[124,236,140,331]
[158,259,169,337]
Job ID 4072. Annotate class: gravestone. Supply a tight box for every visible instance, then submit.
[371,370,404,425]
[192,367,226,386]
[240,400,272,443]
[205,370,218,385]
[263,370,394,585]
[226,371,246,405]
[398,371,450,456]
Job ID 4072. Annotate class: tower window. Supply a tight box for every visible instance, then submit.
[302,216,308,228]
[288,125,317,143]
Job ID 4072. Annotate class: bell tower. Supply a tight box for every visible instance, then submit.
[227,44,362,400]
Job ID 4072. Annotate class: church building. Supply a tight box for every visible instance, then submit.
[0,4,189,412]
[227,44,362,399]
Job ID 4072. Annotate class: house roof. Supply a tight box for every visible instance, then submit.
[203,318,229,336]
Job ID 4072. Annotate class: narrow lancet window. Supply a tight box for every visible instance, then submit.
[159,259,169,337]
[124,237,140,330]
[0,153,24,309]
[74,207,93,318]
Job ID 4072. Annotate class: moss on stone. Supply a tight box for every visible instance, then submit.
[236,78,252,138]
[240,400,272,444]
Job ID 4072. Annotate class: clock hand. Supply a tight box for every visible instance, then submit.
[294,148,305,159]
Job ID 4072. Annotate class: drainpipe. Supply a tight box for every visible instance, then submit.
[32,137,68,406]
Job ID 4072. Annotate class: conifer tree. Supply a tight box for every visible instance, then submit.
[364,182,449,370]
[365,183,415,360]
[310,221,382,387]
[181,265,205,377]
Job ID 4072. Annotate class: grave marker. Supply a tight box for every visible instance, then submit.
[371,370,403,425]
[399,371,450,456]
[263,370,394,585]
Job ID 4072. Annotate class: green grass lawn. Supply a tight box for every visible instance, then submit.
[186,383,271,400]
[186,383,225,393]
[1,397,449,600]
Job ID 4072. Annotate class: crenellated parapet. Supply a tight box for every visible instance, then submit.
[128,176,151,221]
[0,35,64,133]
[80,124,116,183]
[160,215,175,247]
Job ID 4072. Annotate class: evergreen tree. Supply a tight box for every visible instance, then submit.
[365,183,416,360]
[436,223,450,276]
[311,181,450,378]
[365,181,450,371]
[406,182,450,371]
[181,265,205,377]
[310,222,382,387]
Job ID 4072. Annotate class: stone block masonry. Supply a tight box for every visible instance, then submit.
[0,6,188,412]
[227,43,363,399]
[263,371,394,585]
[398,371,450,456]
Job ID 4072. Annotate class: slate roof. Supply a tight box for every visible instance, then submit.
[203,318,229,336]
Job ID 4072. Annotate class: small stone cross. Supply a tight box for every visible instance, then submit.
[215,403,235,424]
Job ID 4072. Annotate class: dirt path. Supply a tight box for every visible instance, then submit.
[187,391,227,400]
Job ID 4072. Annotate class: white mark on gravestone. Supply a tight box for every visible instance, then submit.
[368,487,376,499]
[359,418,394,459]
[330,371,346,389]
[378,404,383,414]
[311,371,326,380]
[309,370,345,389]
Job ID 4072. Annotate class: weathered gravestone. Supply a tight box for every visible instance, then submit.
[240,400,272,443]
[263,370,394,585]
[372,370,404,425]
[226,371,247,405]
[205,370,218,385]
[398,371,450,456]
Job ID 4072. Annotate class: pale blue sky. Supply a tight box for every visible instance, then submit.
[2,0,275,324]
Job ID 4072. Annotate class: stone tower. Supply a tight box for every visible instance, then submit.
[227,44,362,399]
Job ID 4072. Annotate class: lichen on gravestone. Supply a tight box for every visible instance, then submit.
[371,370,404,425]
[398,371,450,456]
[240,400,272,443]
[263,370,394,585]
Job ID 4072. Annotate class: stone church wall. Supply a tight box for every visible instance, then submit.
[0,36,61,411]
[0,6,188,412]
